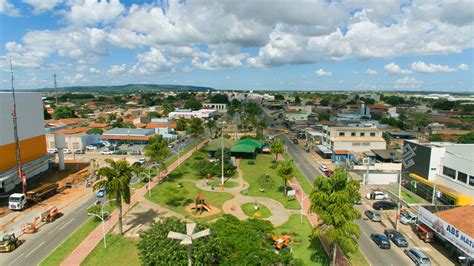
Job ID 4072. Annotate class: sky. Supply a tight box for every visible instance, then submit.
[0,0,473,92]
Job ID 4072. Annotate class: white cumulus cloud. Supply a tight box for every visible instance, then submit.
[366,69,377,75]
[23,0,62,14]
[411,61,456,73]
[107,64,126,75]
[384,63,412,74]
[458,64,469,71]
[0,0,19,16]
[315,68,332,77]
[66,0,125,26]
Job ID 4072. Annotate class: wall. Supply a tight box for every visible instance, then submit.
[333,140,386,153]
[364,172,399,185]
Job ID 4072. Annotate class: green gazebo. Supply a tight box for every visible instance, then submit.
[231,138,263,158]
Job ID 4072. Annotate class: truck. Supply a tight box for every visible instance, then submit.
[8,183,59,211]
[0,234,24,252]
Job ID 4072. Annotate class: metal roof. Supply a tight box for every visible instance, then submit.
[103,128,155,136]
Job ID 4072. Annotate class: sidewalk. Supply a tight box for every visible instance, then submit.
[288,177,319,227]
[61,140,208,266]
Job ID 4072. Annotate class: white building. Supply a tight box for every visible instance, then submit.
[320,125,386,153]
[46,133,100,151]
[203,103,227,113]
[284,111,311,125]
[402,140,474,205]
[0,92,53,193]
[168,109,217,120]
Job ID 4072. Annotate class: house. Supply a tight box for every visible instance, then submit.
[203,103,227,113]
[168,109,217,120]
[101,128,157,145]
[319,125,386,153]
[46,133,100,151]
[284,110,311,126]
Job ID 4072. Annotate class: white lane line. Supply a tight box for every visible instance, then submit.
[59,218,75,230]
[9,254,23,265]
[47,227,57,235]
[24,241,45,258]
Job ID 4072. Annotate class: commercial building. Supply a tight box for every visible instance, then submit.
[168,109,217,120]
[284,110,311,126]
[0,92,53,194]
[101,128,157,145]
[203,103,227,112]
[46,133,100,151]
[319,125,386,153]
[402,140,473,205]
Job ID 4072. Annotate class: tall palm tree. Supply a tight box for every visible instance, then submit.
[188,117,204,150]
[93,159,133,235]
[144,135,170,172]
[277,160,295,196]
[310,169,361,254]
[270,139,284,160]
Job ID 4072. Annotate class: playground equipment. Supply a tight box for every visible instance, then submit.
[40,206,61,223]
[272,234,290,250]
[21,216,40,234]
[191,193,212,215]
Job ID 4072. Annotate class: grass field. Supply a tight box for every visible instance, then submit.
[240,154,301,210]
[275,215,329,265]
[145,179,234,222]
[209,179,239,188]
[241,202,272,218]
[389,187,425,204]
[283,153,314,195]
[40,218,100,266]
[82,235,140,266]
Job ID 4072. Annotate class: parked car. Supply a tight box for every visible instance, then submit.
[373,201,398,210]
[384,229,408,247]
[47,148,58,154]
[319,165,329,172]
[114,150,127,155]
[366,191,389,200]
[74,150,85,154]
[365,210,381,222]
[324,170,334,177]
[96,188,106,198]
[404,248,431,266]
[292,138,299,144]
[131,150,141,155]
[86,145,98,150]
[63,149,72,154]
[400,213,418,225]
[101,150,114,155]
[138,158,146,164]
[168,143,175,148]
[370,233,391,249]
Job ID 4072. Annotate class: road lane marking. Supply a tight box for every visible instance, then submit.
[24,241,45,258]
[9,254,23,266]
[47,227,57,235]
[59,218,75,230]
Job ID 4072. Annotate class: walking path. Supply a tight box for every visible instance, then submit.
[61,140,208,266]
[288,177,319,227]
[195,159,299,226]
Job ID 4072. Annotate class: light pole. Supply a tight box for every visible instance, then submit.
[140,163,160,197]
[167,223,211,266]
[171,144,184,165]
[87,199,116,249]
[395,171,402,230]
[220,121,226,186]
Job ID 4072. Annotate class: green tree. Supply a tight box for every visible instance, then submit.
[53,106,75,119]
[310,169,361,254]
[92,159,133,235]
[43,107,51,120]
[161,103,174,116]
[175,117,188,131]
[428,134,444,142]
[318,111,330,121]
[209,94,229,103]
[144,135,170,172]
[187,118,204,149]
[77,108,93,118]
[87,128,103,135]
[206,119,217,137]
[294,95,302,105]
[274,94,285,100]
[269,139,284,160]
[185,98,203,110]
[277,160,295,196]
[147,111,161,118]
[457,132,474,144]
[107,113,117,122]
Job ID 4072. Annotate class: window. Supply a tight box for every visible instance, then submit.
[469,176,474,187]
[339,132,345,137]
[351,132,356,137]
[362,142,370,146]
[370,132,376,137]
[352,142,361,146]
[457,172,468,183]
[360,132,365,137]
[443,166,456,179]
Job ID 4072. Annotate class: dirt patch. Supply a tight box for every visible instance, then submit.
[184,203,221,218]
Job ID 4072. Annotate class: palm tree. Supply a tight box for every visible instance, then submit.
[310,169,361,254]
[93,159,133,235]
[270,139,284,160]
[144,135,170,172]
[206,119,216,138]
[187,117,204,150]
[277,160,295,196]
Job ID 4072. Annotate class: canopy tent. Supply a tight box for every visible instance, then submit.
[234,138,263,149]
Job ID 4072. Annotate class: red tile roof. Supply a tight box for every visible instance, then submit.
[436,206,474,238]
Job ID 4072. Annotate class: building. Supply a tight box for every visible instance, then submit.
[46,133,100,151]
[402,140,473,205]
[203,103,227,112]
[320,125,387,153]
[0,92,53,194]
[101,128,157,145]
[284,110,311,126]
[168,109,217,120]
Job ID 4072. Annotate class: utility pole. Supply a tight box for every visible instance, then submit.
[10,61,26,194]
[431,183,437,205]
[395,171,402,230]
[221,121,225,186]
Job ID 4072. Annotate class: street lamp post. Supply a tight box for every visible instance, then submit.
[395,171,402,230]
[171,144,184,165]
[87,199,116,249]
[220,121,226,186]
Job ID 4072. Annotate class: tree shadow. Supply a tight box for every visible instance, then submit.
[309,236,331,265]
[166,171,185,181]
[124,208,164,234]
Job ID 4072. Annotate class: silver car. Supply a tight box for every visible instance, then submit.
[365,210,381,222]
[404,248,431,266]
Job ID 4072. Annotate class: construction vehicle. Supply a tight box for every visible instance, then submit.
[21,216,40,234]
[0,233,24,253]
[9,183,59,210]
[40,206,61,222]
[272,234,291,250]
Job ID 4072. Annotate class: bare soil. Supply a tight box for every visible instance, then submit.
[184,203,221,218]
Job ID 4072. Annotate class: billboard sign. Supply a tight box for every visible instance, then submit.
[418,207,474,257]
[402,141,431,179]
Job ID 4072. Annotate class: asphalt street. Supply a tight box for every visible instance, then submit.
[0,194,97,266]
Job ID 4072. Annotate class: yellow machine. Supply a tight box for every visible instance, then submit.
[0,234,23,253]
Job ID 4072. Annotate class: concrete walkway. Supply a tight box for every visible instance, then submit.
[289,177,319,227]
[61,140,208,266]
[195,159,299,226]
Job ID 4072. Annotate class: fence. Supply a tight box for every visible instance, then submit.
[319,236,350,266]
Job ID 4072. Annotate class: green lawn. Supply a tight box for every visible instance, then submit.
[283,153,314,195]
[389,187,425,204]
[241,203,272,218]
[347,247,370,266]
[81,235,140,266]
[240,154,301,209]
[275,215,329,265]
[40,218,100,266]
[209,179,239,188]
[145,180,234,222]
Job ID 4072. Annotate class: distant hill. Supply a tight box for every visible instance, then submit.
[36,84,215,93]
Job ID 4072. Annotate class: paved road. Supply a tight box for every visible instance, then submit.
[0,194,97,266]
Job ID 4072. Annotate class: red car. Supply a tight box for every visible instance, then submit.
[324,170,334,177]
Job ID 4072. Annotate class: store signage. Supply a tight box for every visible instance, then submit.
[418,207,474,257]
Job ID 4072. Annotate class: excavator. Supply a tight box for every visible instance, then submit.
[20,206,61,234]
[21,216,40,234]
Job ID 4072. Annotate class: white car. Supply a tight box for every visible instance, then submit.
[366,191,389,200]
[319,165,329,172]
[168,143,175,148]
[86,145,98,150]
[101,150,114,155]
[47,148,58,154]
[400,213,418,224]
[138,158,146,164]
[63,149,72,154]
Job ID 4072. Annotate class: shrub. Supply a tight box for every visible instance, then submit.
[247,160,255,165]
